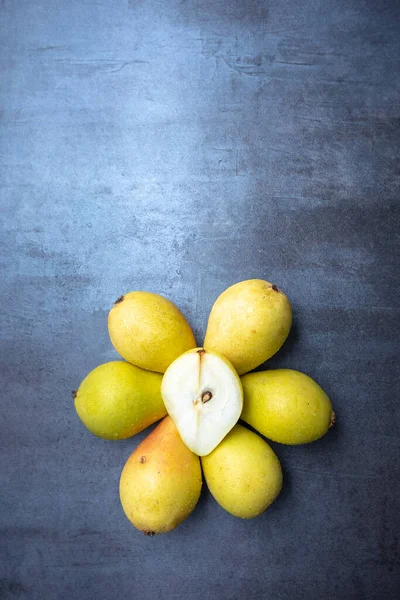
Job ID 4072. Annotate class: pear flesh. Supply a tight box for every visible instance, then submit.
[119,416,202,535]
[202,424,283,518]
[161,348,243,456]
[204,279,292,375]
[241,369,335,444]
[74,361,165,440]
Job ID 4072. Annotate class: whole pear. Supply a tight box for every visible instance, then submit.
[74,361,165,439]
[201,424,282,518]
[108,291,196,373]
[204,279,292,375]
[241,369,335,444]
[119,416,202,535]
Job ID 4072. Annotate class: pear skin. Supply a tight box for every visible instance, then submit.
[241,369,335,444]
[108,291,196,373]
[204,279,292,375]
[202,424,282,518]
[119,416,202,535]
[74,361,165,440]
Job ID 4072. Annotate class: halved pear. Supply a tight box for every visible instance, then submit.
[161,348,243,456]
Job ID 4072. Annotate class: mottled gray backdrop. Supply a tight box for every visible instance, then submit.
[1,1,399,599]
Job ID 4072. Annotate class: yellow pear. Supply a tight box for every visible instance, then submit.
[204,279,292,375]
[119,416,202,535]
[74,361,165,439]
[108,291,196,373]
[241,369,335,444]
[201,424,282,518]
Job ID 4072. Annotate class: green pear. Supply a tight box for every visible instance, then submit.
[119,416,202,535]
[241,369,335,444]
[204,279,292,375]
[201,424,282,518]
[73,361,166,439]
[108,291,196,373]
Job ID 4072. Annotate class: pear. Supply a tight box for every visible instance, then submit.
[201,424,282,518]
[204,279,292,375]
[73,361,165,439]
[119,416,202,535]
[161,348,243,456]
[108,291,196,373]
[241,369,335,444]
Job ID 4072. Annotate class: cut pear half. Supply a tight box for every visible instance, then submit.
[161,348,243,456]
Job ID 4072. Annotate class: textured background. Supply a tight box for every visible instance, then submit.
[1,1,399,599]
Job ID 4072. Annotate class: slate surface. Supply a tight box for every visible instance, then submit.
[1,1,399,599]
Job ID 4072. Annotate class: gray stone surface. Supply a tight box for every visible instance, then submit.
[1,1,399,599]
